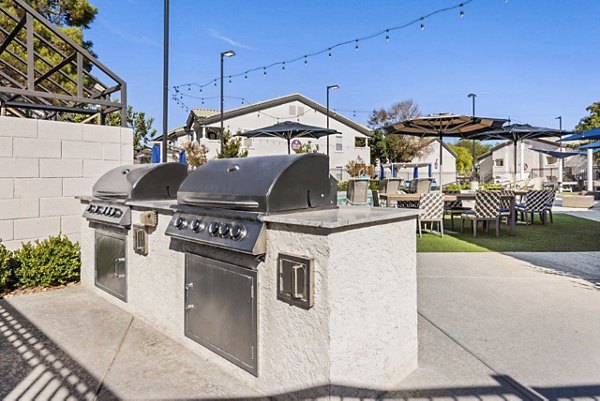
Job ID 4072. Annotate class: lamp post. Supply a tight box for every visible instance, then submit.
[326,84,339,156]
[220,50,236,155]
[162,0,169,162]
[467,93,477,176]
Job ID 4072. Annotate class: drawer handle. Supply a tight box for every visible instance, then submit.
[114,257,126,278]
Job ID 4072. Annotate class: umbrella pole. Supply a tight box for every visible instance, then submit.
[513,140,518,183]
[439,136,443,191]
[287,137,291,155]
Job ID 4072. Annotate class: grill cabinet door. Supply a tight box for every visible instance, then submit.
[185,253,257,375]
[95,231,127,302]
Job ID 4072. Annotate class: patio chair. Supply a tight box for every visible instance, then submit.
[515,190,550,225]
[415,178,433,194]
[418,192,444,238]
[371,190,380,207]
[345,179,369,206]
[443,191,472,231]
[545,189,556,223]
[460,190,502,237]
[376,178,403,206]
[499,189,515,224]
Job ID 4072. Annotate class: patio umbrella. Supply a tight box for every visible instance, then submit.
[557,127,600,192]
[470,124,571,181]
[237,121,340,154]
[383,113,507,188]
[578,140,600,149]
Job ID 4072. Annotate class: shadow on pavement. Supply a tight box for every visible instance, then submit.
[0,299,117,400]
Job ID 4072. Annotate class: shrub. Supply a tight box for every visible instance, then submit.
[0,241,15,292]
[13,235,81,288]
[337,180,348,191]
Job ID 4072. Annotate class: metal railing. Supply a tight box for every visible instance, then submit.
[0,0,127,125]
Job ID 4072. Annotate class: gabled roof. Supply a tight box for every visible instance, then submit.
[477,138,562,161]
[182,93,372,137]
[426,138,457,158]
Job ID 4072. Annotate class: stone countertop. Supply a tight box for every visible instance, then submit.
[261,206,418,229]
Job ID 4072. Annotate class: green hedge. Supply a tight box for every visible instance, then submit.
[0,235,80,294]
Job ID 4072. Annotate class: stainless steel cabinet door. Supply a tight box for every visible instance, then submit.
[185,253,257,375]
[95,231,127,302]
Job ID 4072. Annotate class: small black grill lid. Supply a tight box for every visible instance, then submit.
[93,162,188,200]
[177,154,337,213]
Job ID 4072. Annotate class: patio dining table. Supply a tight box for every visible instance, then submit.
[379,192,518,236]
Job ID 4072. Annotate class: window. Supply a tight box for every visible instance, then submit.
[206,127,223,141]
[336,136,343,152]
[546,156,557,165]
[354,137,366,147]
[494,159,504,167]
[335,167,344,181]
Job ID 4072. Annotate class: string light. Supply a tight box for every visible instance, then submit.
[228,76,232,83]
[282,62,285,70]
[263,67,267,76]
[172,0,480,92]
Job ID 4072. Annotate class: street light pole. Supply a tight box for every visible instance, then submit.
[467,93,477,177]
[220,50,236,156]
[326,85,339,156]
[162,0,169,162]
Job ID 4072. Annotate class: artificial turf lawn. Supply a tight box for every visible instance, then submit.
[417,214,600,253]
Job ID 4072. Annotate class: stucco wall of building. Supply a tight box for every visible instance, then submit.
[0,116,133,249]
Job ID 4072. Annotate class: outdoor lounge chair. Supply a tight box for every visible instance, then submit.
[376,178,403,206]
[444,191,472,231]
[460,190,502,237]
[345,179,369,205]
[415,178,433,194]
[516,189,550,224]
[545,189,556,223]
[418,192,444,238]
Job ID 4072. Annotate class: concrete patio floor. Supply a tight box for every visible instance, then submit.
[1,250,600,400]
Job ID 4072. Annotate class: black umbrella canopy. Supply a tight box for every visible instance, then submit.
[238,121,340,154]
[383,113,507,187]
[470,124,573,179]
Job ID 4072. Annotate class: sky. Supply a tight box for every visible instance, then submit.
[86,0,600,135]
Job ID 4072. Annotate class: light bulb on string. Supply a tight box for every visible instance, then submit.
[263,67,267,76]
[385,29,390,42]
[244,73,248,79]
[200,87,202,93]
[228,76,232,84]
[328,48,332,58]
[304,55,308,65]
[282,62,285,71]
[214,80,217,87]
[420,18,425,31]
[355,39,359,51]
[460,4,464,17]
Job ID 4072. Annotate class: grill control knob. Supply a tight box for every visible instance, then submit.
[230,224,247,241]
[174,216,187,229]
[110,208,118,216]
[218,223,231,238]
[114,208,123,218]
[208,222,220,236]
[104,207,112,215]
[87,204,96,213]
[190,219,204,232]
[96,206,104,214]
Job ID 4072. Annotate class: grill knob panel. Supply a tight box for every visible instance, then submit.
[218,223,231,238]
[208,222,220,236]
[230,224,247,241]
[174,216,187,229]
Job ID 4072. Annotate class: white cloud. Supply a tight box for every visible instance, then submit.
[205,28,253,50]
[101,19,161,48]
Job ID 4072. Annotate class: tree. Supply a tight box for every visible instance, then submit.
[183,140,209,170]
[217,131,248,159]
[575,101,600,165]
[345,156,373,178]
[449,144,473,175]
[453,139,492,159]
[0,0,98,96]
[368,100,430,165]
[105,105,156,151]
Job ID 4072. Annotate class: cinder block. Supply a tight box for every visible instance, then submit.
[83,124,121,143]
[0,198,38,219]
[60,214,81,234]
[14,137,61,158]
[0,158,39,178]
[0,137,12,157]
[121,144,133,163]
[40,197,80,217]
[83,159,120,178]
[13,217,61,240]
[64,232,81,244]
[0,116,38,138]
[40,159,82,178]
[0,220,13,241]
[14,178,62,198]
[121,128,134,145]
[63,177,96,196]
[0,178,13,198]
[62,141,102,159]
[38,119,83,141]
[4,239,25,251]
[102,142,121,160]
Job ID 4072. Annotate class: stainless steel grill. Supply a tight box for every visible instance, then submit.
[83,162,188,302]
[165,153,337,376]
[165,153,337,255]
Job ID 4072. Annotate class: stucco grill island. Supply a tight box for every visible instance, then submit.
[79,153,419,396]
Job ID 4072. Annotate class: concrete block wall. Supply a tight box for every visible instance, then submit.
[0,116,133,250]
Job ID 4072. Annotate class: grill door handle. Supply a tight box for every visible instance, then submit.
[114,257,126,278]
[180,196,259,209]
[292,264,304,299]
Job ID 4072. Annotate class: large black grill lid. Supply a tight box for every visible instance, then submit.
[177,154,337,213]
[93,162,188,200]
